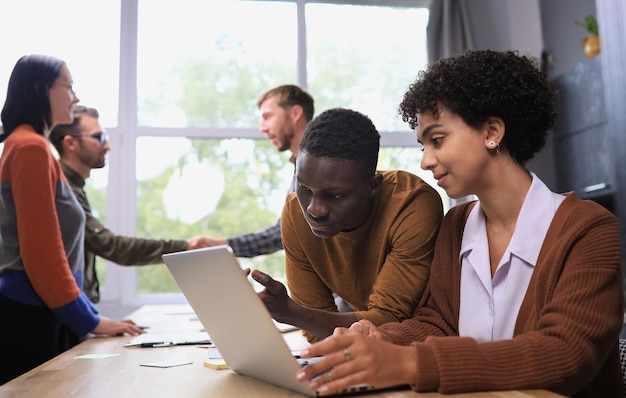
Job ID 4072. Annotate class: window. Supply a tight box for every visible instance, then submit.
[0,1,121,127]
[306,2,429,131]
[137,0,298,128]
[1,0,443,306]
[133,137,293,293]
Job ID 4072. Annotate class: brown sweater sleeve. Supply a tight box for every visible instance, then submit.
[378,202,470,345]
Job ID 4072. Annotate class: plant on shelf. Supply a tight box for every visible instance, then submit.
[575,14,600,59]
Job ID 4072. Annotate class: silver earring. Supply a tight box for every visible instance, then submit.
[488,141,496,147]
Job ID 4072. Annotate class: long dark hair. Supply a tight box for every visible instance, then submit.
[0,54,65,142]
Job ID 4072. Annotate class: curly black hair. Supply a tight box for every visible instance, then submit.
[299,107,380,175]
[398,50,557,165]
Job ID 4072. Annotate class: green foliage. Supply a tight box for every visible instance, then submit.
[141,44,296,127]
[575,14,599,37]
[85,139,292,294]
[131,136,292,294]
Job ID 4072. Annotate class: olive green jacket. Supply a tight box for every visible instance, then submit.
[60,162,188,303]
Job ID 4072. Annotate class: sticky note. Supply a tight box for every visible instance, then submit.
[140,360,193,368]
[74,354,119,360]
[208,347,222,359]
[204,360,229,370]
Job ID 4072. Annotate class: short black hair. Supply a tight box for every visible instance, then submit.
[49,106,100,156]
[1,54,65,142]
[398,50,557,165]
[299,108,380,175]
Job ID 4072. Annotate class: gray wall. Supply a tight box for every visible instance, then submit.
[464,0,596,77]
[467,0,544,57]
[540,0,598,79]
[538,0,597,192]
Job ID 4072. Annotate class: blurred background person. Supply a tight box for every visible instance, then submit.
[49,106,213,303]
[203,84,314,257]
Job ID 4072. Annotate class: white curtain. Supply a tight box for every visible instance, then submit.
[427,0,476,205]
[427,0,475,62]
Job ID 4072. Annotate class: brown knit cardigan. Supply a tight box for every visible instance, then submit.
[379,193,624,397]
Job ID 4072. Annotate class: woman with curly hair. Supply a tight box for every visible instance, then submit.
[295,50,624,396]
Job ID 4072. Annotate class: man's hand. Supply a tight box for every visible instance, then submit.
[249,269,359,340]
[250,269,294,324]
[186,236,227,250]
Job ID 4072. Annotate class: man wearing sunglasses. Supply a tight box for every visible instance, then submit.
[49,106,212,303]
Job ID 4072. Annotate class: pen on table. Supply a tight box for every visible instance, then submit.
[139,340,213,348]
[138,325,150,330]
[141,342,174,347]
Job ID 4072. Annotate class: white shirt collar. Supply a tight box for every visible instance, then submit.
[460,172,565,267]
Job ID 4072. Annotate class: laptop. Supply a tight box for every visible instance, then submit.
[162,245,395,397]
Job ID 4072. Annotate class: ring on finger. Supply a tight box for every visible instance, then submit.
[326,370,333,382]
[343,347,351,362]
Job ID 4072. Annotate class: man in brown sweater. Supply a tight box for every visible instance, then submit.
[250,108,443,342]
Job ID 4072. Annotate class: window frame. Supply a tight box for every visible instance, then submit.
[102,0,432,306]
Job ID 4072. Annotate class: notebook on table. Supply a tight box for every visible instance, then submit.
[124,331,212,347]
[162,245,401,397]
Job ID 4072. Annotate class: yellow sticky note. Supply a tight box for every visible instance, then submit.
[204,360,229,370]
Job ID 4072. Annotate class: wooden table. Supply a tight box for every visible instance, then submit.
[0,304,564,397]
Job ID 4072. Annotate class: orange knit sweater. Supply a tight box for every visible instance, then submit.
[0,125,98,336]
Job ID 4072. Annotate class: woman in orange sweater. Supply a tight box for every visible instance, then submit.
[0,54,144,385]
[296,50,624,397]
